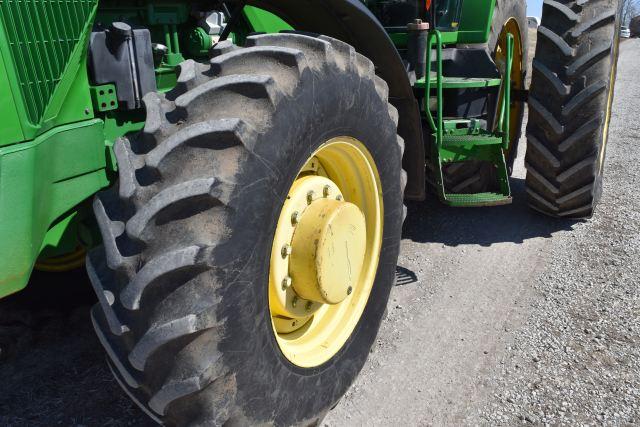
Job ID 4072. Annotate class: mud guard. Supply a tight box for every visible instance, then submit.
[241,0,426,200]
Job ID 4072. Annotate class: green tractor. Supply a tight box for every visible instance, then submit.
[0,0,621,424]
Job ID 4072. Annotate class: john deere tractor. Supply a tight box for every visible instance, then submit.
[0,0,621,424]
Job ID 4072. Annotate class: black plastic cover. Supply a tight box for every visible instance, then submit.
[89,23,156,110]
[435,48,501,122]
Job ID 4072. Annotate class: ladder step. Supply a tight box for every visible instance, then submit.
[441,134,503,147]
[444,192,513,207]
[416,76,502,89]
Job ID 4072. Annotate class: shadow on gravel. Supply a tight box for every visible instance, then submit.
[0,270,152,426]
[0,178,576,425]
[395,266,418,286]
[403,178,580,246]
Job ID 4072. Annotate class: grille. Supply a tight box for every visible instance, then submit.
[0,0,97,125]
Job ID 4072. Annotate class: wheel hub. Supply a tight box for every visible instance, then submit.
[290,197,366,305]
[268,137,383,368]
[269,175,366,322]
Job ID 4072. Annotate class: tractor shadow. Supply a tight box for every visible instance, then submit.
[0,270,154,426]
[402,177,580,247]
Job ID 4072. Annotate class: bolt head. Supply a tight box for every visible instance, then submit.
[347,286,353,296]
[281,276,292,291]
[305,301,313,312]
[307,190,316,204]
[281,244,292,258]
[323,185,331,197]
[291,211,301,225]
[336,194,344,201]
[292,296,298,307]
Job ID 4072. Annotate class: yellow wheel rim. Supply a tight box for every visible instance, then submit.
[494,17,525,156]
[269,137,383,368]
[35,246,86,272]
[598,30,620,174]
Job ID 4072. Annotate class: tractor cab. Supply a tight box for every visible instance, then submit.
[369,0,519,206]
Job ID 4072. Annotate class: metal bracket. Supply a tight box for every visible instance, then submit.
[90,84,118,112]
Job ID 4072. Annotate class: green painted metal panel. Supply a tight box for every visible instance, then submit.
[456,0,496,44]
[0,47,23,145]
[0,120,109,298]
[243,6,293,33]
[0,0,98,143]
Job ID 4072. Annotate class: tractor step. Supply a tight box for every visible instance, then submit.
[415,75,502,89]
[442,192,512,207]
[441,133,503,147]
[423,29,516,208]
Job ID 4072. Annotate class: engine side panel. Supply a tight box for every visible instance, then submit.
[0,0,98,146]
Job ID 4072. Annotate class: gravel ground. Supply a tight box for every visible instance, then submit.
[325,37,640,426]
[479,38,640,425]
[0,37,638,427]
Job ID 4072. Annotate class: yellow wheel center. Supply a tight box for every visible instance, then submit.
[290,197,367,305]
[268,137,383,368]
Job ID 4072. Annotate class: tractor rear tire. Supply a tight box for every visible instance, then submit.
[439,0,528,194]
[525,0,621,218]
[88,33,405,425]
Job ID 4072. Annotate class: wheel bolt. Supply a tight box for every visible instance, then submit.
[307,190,316,204]
[292,296,298,308]
[291,211,301,225]
[281,276,292,291]
[281,244,292,258]
[305,301,313,312]
[323,185,331,197]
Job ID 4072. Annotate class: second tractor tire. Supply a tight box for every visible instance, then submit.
[525,0,621,218]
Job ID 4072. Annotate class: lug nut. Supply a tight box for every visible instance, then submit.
[336,194,344,201]
[347,286,353,296]
[305,301,313,312]
[281,276,292,291]
[291,211,301,225]
[281,244,292,258]
[323,185,331,197]
[292,296,298,308]
[307,190,316,204]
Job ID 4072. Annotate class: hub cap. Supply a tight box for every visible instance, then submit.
[269,137,383,368]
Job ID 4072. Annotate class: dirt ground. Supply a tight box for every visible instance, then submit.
[1,35,639,427]
[325,37,640,426]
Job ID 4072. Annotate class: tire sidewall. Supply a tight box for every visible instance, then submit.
[213,62,403,424]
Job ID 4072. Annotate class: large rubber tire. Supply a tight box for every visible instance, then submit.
[525,0,621,218]
[87,33,405,425]
[439,0,528,194]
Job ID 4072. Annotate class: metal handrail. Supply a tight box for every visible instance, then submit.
[424,29,444,148]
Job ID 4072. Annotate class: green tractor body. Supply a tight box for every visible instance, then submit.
[0,0,503,298]
[0,0,620,424]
